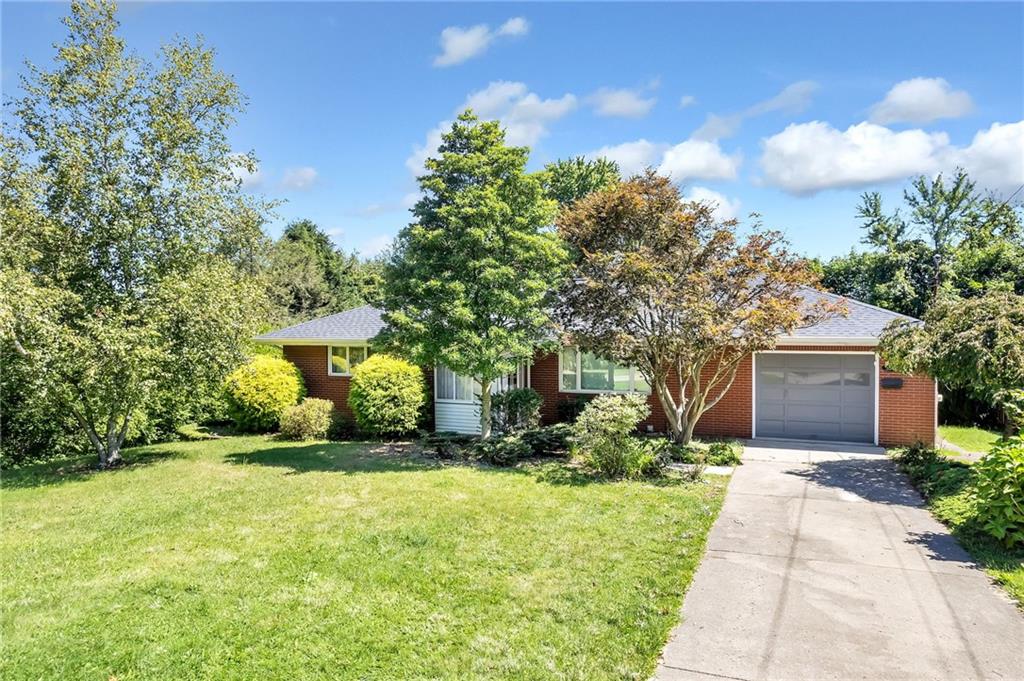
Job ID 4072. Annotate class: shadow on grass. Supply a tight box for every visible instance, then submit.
[2,448,185,491]
[223,440,438,475]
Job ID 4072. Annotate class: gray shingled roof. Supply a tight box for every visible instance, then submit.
[787,288,917,340]
[255,305,386,343]
[254,291,918,344]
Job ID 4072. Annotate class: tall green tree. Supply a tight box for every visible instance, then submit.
[0,0,270,466]
[557,172,840,444]
[266,219,365,323]
[381,111,567,438]
[541,156,620,207]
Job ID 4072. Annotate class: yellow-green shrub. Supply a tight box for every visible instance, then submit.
[223,356,305,431]
[280,398,335,441]
[347,354,424,436]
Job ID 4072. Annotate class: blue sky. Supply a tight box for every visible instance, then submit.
[3,1,1022,259]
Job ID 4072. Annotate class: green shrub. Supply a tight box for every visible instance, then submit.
[628,438,669,479]
[223,356,305,432]
[572,393,650,478]
[519,423,573,457]
[279,398,335,441]
[707,440,742,466]
[473,435,531,466]
[491,388,542,434]
[973,437,1024,547]
[327,411,357,441]
[347,354,425,436]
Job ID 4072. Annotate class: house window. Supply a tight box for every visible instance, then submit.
[435,365,477,402]
[559,347,651,394]
[328,345,371,376]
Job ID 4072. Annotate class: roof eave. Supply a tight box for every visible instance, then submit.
[253,337,375,346]
[775,336,879,347]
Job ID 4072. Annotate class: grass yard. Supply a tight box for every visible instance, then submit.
[2,436,726,680]
[891,449,1024,607]
[938,425,1003,454]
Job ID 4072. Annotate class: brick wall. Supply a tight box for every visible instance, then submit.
[284,343,935,446]
[283,346,354,416]
[530,345,936,446]
[282,345,436,427]
[878,367,936,447]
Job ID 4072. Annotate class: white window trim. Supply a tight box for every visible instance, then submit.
[326,343,371,377]
[433,365,479,404]
[557,347,650,395]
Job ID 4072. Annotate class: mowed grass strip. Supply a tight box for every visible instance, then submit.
[2,436,725,680]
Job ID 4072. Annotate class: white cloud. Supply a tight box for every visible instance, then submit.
[497,17,529,37]
[587,137,741,182]
[694,80,818,140]
[658,139,742,182]
[359,234,394,258]
[955,121,1024,194]
[759,119,1024,195]
[869,77,973,125]
[433,17,529,67]
[588,87,657,118]
[281,166,318,190]
[679,95,697,109]
[587,139,667,177]
[406,81,577,175]
[684,186,742,221]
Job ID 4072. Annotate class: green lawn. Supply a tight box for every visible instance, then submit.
[938,425,1003,454]
[891,449,1024,607]
[2,436,726,680]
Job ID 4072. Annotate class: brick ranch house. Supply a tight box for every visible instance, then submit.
[255,290,937,447]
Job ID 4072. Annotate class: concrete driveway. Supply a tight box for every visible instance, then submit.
[656,440,1024,681]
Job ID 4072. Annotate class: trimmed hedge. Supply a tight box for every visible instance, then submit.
[347,354,425,436]
[223,356,305,432]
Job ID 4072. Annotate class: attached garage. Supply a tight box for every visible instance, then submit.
[754,352,877,444]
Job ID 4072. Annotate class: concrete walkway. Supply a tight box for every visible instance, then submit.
[656,440,1024,681]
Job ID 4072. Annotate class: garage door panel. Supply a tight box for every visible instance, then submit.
[784,387,842,404]
[786,404,842,422]
[758,403,786,420]
[756,353,875,443]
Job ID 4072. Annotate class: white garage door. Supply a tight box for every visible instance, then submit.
[755,353,875,443]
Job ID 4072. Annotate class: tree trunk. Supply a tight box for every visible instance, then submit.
[479,378,492,439]
[654,377,686,444]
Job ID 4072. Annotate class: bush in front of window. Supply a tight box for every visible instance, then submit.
[223,356,306,432]
[280,398,335,441]
[571,393,651,478]
[491,388,542,434]
[347,354,425,436]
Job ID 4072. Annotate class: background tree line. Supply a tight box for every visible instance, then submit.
[817,171,1023,427]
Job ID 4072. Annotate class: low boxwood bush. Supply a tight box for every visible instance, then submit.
[347,354,425,436]
[571,393,650,478]
[280,398,334,441]
[491,388,542,434]
[473,435,531,467]
[973,437,1024,547]
[519,423,573,457]
[223,356,305,432]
